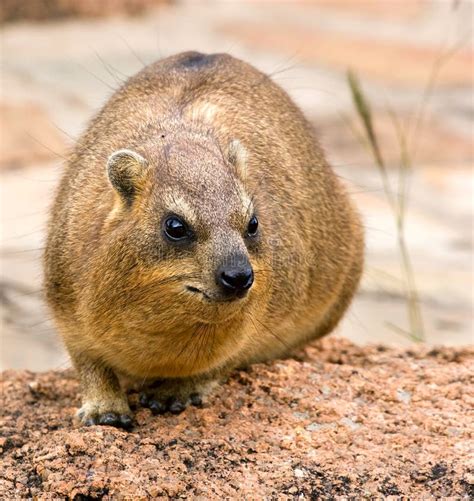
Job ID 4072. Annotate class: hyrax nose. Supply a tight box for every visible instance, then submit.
[217,258,254,298]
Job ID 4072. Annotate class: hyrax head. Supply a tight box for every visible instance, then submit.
[103,128,267,328]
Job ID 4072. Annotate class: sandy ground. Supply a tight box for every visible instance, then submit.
[1,337,473,498]
[1,1,473,371]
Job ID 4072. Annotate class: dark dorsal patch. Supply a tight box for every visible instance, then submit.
[179,52,215,70]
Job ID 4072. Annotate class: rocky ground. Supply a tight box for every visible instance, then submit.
[1,337,473,499]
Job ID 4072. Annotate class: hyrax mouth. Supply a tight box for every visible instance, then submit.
[186,285,208,297]
[185,285,245,303]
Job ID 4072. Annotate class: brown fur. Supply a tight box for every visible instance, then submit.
[44,52,364,426]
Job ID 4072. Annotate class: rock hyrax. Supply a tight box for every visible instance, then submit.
[44,52,364,429]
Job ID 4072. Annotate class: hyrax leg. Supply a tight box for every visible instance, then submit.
[72,352,133,430]
[139,372,221,415]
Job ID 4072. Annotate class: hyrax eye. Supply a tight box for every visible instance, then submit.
[163,216,190,241]
[247,215,259,237]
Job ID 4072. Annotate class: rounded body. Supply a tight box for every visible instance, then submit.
[45,52,363,383]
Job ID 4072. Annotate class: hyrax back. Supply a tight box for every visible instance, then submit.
[44,52,363,428]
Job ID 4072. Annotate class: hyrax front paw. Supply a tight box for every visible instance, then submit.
[139,378,211,415]
[77,401,133,430]
[139,390,202,415]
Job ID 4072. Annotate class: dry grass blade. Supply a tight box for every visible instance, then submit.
[347,69,425,342]
[347,70,384,169]
[347,70,396,214]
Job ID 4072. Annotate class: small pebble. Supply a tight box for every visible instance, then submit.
[294,468,305,478]
[396,389,412,404]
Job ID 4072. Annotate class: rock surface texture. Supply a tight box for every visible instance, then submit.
[1,338,473,499]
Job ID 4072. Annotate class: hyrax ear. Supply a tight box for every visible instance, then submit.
[107,149,149,204]
[227,139,248,181]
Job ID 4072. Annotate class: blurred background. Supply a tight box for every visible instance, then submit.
[0,0,472,371]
